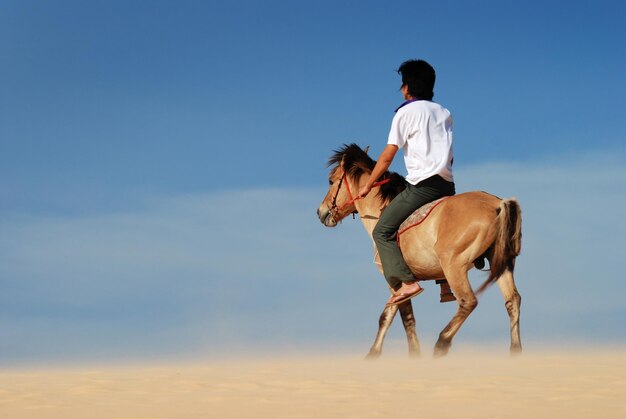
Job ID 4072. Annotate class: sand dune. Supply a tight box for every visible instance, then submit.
[1,348,624,418]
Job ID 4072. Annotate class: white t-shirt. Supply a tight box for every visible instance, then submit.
[387,100,454,185]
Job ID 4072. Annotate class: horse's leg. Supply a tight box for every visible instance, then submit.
[366,304,399,359]
[496,268,522,354]
[398,300,421,357]
[434,266,477,357]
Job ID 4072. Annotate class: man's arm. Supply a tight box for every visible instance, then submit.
[358,144,399,198]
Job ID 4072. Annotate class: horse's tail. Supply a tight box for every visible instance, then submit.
[476,198,522,296]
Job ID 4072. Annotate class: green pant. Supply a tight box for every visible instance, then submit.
[372,175,455,289]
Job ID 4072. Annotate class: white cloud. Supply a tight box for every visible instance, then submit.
[1,152,625,364]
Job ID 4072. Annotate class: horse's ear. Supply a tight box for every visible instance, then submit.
[340,155,346,170]
[364,145,370,154]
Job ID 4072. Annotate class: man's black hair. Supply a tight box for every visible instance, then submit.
[397,59,436,100]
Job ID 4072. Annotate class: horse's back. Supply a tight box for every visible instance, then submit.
[401,191,501,236]
[448,190,501,210]
[444,190,501,218]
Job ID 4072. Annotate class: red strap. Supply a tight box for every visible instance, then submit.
[373,178,391,187]
[338,178,392,211]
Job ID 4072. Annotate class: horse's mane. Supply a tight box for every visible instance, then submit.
[327,143,406,203]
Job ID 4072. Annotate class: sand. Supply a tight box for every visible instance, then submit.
[1,348,624,418]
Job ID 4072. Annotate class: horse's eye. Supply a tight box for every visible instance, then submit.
[329,179,334,186]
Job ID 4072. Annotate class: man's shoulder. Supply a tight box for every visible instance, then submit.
[401,100,450,116]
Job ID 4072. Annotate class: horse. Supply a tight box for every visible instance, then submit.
[316,144,522,358]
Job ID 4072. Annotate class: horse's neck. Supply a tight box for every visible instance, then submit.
[354,197,386,274]
[355,198,384,239]
[360,216,377,238]
[347,176,384,238]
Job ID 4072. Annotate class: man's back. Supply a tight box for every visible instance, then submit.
[389,100,454,185]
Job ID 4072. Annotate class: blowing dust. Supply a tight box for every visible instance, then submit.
[1,346,624,418]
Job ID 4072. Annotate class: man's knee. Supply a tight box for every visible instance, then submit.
[373,223,395,244]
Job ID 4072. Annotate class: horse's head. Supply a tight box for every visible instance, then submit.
[317,144,404,227]
[317,162,358,227]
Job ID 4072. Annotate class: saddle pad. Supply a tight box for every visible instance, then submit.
[398,196,449,237]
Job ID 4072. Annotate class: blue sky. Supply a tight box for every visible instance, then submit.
[1,1,625,365]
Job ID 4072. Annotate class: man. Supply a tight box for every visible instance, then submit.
[358,59,456,306]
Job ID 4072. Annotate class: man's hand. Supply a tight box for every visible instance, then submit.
[358,184,373,199]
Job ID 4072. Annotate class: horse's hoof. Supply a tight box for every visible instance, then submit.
[365,351,381,360]
[510,344,522,355]
[433,341,450,358]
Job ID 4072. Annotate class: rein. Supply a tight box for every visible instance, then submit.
[330,171,391,218]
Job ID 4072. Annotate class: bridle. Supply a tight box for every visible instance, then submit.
[329,169,390,219]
